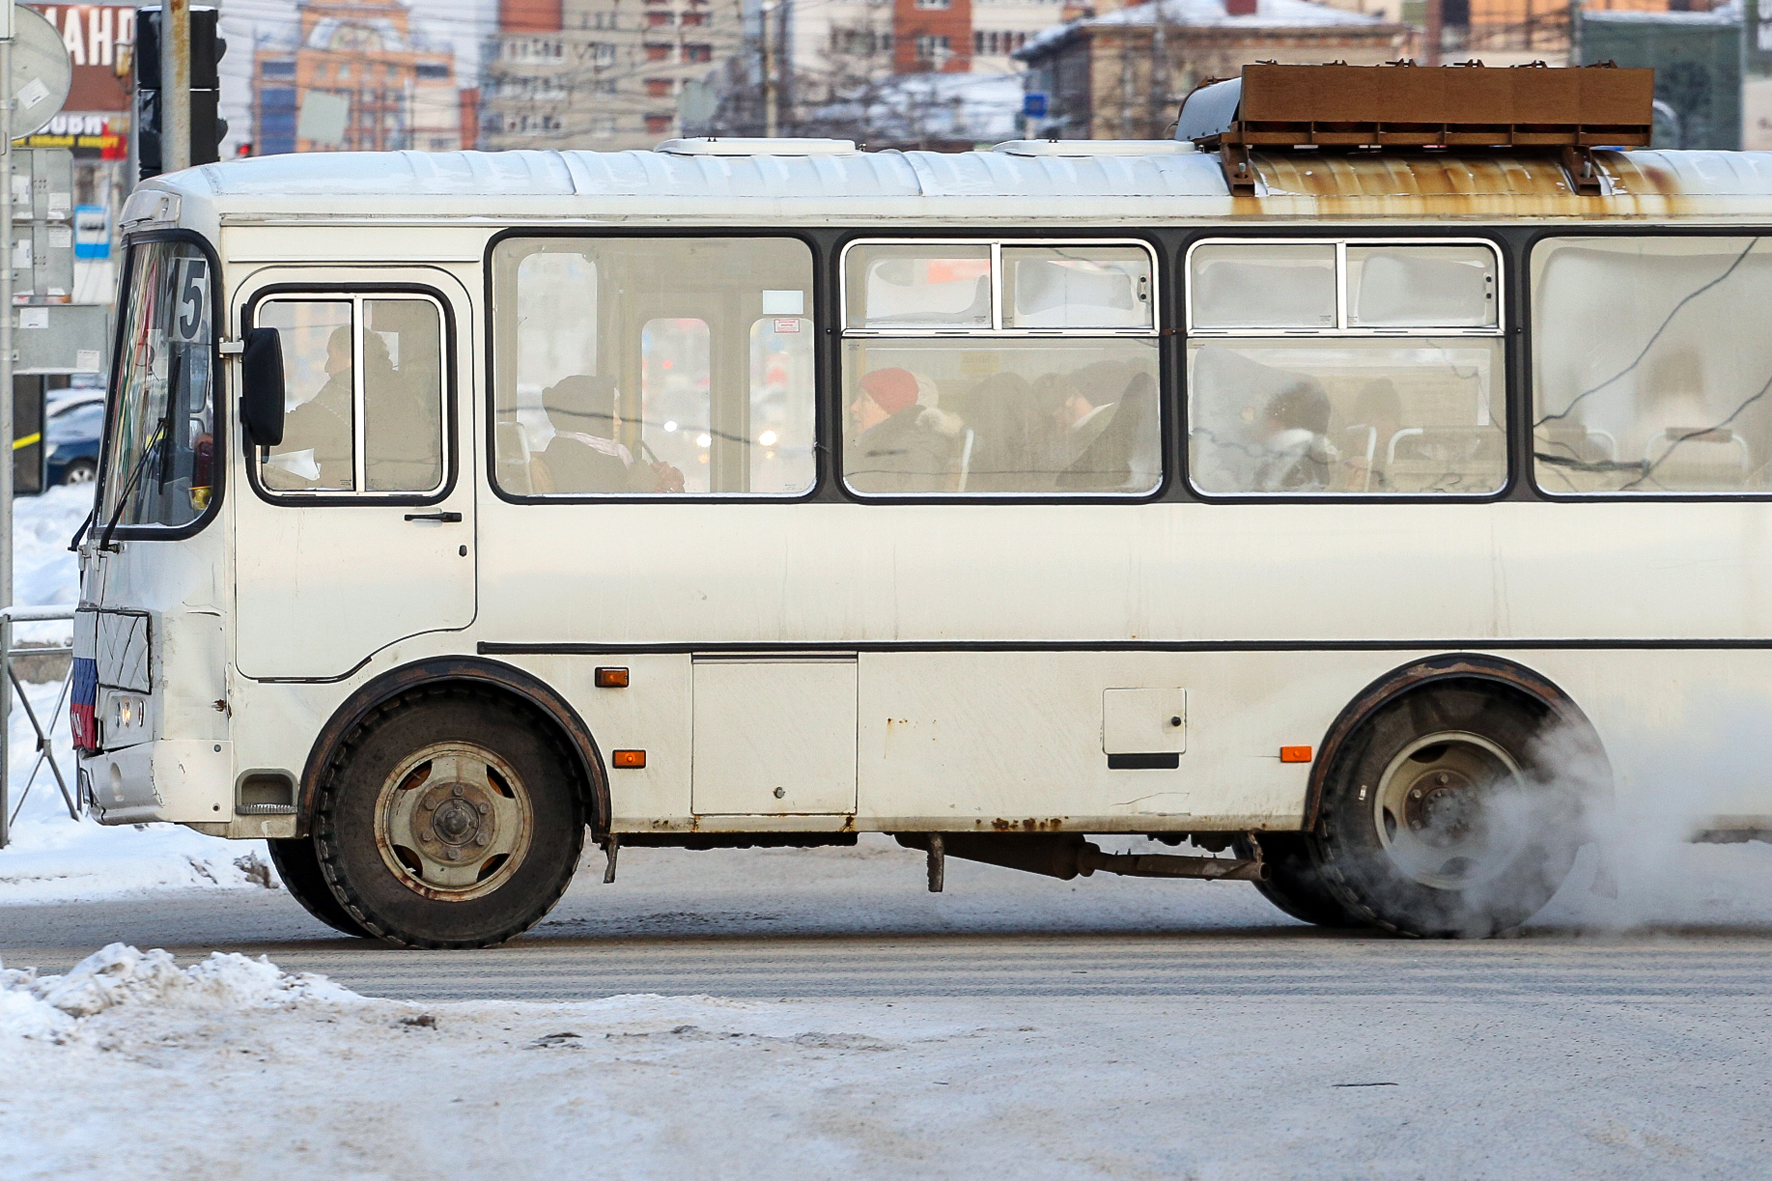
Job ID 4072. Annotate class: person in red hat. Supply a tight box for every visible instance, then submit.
[847,366,964,493]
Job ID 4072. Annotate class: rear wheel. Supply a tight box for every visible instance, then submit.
[313,690,586,949]
[1314,687,1586,938]
[61,458,96,485]
[267,836,372,938]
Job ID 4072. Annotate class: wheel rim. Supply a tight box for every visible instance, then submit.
[65,463,94,485]
[374,742,534,902]
[1371,730,1530,891]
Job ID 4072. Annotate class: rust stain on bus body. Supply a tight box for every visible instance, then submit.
[987,817,1067,832]
[1245,150,1685,222]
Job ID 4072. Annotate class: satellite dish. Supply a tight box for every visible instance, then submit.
[7,5,71,140]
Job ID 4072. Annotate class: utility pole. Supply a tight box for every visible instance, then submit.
[0,1,13,852]
[761,0,777,136]
[162,0,191,172]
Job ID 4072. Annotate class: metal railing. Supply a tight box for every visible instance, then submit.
[0,605,77,849]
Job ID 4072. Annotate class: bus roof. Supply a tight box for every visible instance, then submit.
[132,141,1772,232]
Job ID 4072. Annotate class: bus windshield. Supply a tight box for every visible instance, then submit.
[100,239,216,529]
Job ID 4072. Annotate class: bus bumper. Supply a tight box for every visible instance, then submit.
[84,739,233,825]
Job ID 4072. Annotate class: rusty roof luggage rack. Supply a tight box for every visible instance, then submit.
[1175,61,1654,197]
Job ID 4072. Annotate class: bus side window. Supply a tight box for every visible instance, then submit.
[490,236,818,498]
[1185,239,1506,497]
[1533,235,1772,495]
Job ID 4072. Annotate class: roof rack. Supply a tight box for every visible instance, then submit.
[1175,62,1654,196]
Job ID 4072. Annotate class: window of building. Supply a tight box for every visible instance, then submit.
[645,113,673,134]
[1533,235,1772,495]
[261,59,295,78]
[841,240,1160,496]
[647,10,673,24]
[645,77,673,97]
[684,42,712,61]
[645,41,672,60]
[913,34,950,64]
[491,238,818,498]
[681,11,707,25]
[253,296,446,496]
[416,62,449,79]
[1186,239,1504,496]
[915,0,951,8]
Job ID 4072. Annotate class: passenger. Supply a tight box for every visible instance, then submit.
[270,325,365,489]
[1255,379,1337,492]
[847,366,964,493]
[539,375,684,494]
[1048,364,1124,465]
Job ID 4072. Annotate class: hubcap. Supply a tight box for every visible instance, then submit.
[375,743,533,901]
[1372,731,1528,890]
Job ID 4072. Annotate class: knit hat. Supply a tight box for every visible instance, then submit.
[860,367,919,416]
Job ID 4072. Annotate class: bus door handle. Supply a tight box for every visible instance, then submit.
[403,511,463,523]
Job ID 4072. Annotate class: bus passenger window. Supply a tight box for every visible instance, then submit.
[255,294,447,497]
[1186,240,1506,497]
[490,237,817,498]
[841,239,1162,496]
[258,300,355,491]
[1533,236,1772,495]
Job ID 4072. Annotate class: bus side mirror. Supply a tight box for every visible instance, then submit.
[240,327,285,448]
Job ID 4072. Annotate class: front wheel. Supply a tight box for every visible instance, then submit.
[1313,688,1588,938]
[313,690,586,948]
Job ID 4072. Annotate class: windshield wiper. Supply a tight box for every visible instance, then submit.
[96,420,167,552]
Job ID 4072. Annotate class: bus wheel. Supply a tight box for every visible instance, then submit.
[313,690,586,949]
[1315,688,1583,938]
[267,837,372,938]
[1235,833,1368,929]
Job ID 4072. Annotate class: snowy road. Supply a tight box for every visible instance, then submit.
[6,836,1772,1002]
[6,839,1772,1180]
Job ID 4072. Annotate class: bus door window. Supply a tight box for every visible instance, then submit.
[1533,236,1772,495]
[490,236,817,498]
[255,294,446,496]
[840,240,1160,495]
[1185,239,1505,497]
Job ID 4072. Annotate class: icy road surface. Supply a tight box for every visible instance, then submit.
[4,846,1772,1181]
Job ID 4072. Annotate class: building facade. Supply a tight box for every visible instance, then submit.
[1017,0,1406,140]
[479,0,744,149]
[252,0,463,155]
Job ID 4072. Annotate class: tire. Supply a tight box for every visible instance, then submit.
[267,837,373,938]
[1235,833,1369,930]
[1314,687,1585,938]
[313,689,586,949]
[62,459,96,486]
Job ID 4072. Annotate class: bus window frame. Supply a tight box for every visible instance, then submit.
[481,227,829,506]
[1522,224,1772,503]
[835,234,1169,502]
[240,281,460,510]
[1176,229,1517,506]
[97,228,227,543]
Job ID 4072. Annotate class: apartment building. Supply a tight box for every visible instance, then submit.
[480,0,743,148]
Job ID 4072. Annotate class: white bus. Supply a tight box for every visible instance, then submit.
[70,132,1772,947]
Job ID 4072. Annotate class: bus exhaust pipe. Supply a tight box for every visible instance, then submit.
[898,834,1268,888]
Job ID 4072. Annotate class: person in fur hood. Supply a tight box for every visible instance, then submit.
[848,367,967,493]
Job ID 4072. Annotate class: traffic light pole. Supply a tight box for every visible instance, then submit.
[161,0,191,173]
[0,10,15,850]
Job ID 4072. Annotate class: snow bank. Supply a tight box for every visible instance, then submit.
[0,942,362,1038]
[1,486,271,903]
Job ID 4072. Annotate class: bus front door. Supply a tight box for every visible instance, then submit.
[233,282,474,680]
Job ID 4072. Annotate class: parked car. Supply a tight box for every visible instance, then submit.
[46,397,104,486]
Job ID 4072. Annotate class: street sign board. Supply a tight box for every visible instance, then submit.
[1023,92,1048,119]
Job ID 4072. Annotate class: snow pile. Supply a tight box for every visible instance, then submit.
[0,942,361,1039]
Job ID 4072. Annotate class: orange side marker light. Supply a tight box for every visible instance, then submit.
[1280,745,1313,764]
[612,749,647,769]
[595,666,630,688]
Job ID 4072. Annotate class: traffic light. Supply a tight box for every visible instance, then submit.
[135,6,228,180]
